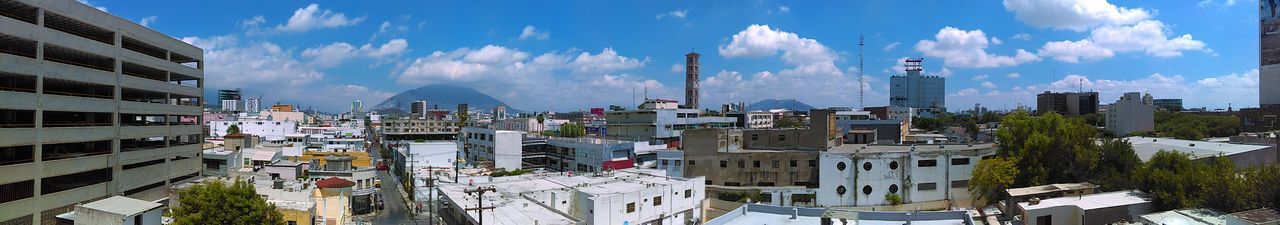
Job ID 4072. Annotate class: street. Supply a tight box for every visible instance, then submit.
[369,146,430,225]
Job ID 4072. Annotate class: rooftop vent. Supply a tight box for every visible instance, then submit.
[1029,197,1041,205]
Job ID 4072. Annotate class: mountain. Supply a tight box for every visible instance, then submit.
[746,99,815,112]
[373,84,520,115]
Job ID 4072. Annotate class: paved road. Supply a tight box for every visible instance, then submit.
[369,147,429,225]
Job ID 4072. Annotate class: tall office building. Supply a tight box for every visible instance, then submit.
[243,97,260,113]
[1107,92,1155,135]
[0,0,204,224]
[351,100,363,115]
[493,105,507,120]
[411,100,428,119]
[684,52,701,110]
[1036,91,1099,116]
[217,88,240,110]
[889,58,946,111]
[220,99,239,112]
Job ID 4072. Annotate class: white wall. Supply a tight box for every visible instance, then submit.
[209,121,297,138]
[408,142,458,168]
[818,149,991,207]
[580,177,705,225]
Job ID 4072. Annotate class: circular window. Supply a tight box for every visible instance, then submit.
[890,161,899,170]
[862,185,873,195]
[836,162,847,171]
[863,162,873,171]
[889,184,899,194]
[836,186,847,195]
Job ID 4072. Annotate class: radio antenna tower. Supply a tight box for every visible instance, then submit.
[858,35,865,108]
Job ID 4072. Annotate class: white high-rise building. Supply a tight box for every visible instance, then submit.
[221,99,239,112]
[0,0,205,223]
[351,100,363,115]
[1106,92,1155,136]
[244,97,260,113]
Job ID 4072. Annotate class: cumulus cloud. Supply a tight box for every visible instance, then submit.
[972,74,989,81]
[1011,33,1033,41]
[395,46,658,110]
[275,4,366,32]
[719,24,840,68]
[1007,73,1021,78]
[1039,20,1210,62]
[1002,0,1152,32]
[180,35,324,88]
[1198,0,1239,8]
[656,9,689,19]
[915,27,1039,68]
[518,25,551,40]
[670,63,684,74]
[139,16,157,27]
[981,81,998,89]
[240,16,266,27]
[300,39,410,68]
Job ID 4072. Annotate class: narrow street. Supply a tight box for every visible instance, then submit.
[369,146,429,225]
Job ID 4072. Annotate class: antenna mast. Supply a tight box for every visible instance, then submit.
[858,35,865,109]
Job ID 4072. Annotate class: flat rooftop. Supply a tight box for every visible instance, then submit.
[1231,208,1280,224]
[1126,137,1270,161]
[203,147,234,155]
[80,196,162,216]
[437,169,687,225]
[1140,208,1227,225]
[1019,190,1150,211]
[1006,182,1095,197]
[828,143,997,154]
[706,204,973,225]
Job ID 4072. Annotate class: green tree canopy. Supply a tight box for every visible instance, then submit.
[1153,111,1241,140]
[995,112,1098,186]
[969,156,1020,206]
[169,179,285,225]
[226,124,241,135]
[774,118,805,128]
[559,122,586,138]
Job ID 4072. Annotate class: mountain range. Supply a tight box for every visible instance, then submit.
[373,84,520,115]
[746,99,815,111]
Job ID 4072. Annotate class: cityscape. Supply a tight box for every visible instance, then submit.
[2,0,1280,225]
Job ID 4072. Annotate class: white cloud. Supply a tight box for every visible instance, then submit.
[656,9,689,19]
[77,0,108,12]
[139,16,157,27]
[1006,73,1022,78]
[670,63,684,74]
[1011,33,1033,41]
[1002,0,1152,31]
[914,27,1040,68]
[991,37,1003,45]
[360,39,410,58]
[300,39,410,68]
[719,24,840,67]
[981,81,998,89]
[932,67,954,77]
[883,42,901,51]
[396,46,657,110]
[1039,20,1210,62]
[972,74,989,81]
[180,35,324,89]
[1198,0,1239,7]
[275,4,366,32]
[240,16,266,27]
[518,25,551,40]
[778,6,791,14]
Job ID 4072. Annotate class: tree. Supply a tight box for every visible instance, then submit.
[1090,138,1141,191]
[169,179,285,225]
[995,112,1098,187]
[884,193,903,205]
[969,156,1020,206]
[774,118,804,128]
[226,124,241,135]
[536,113,546,131]
[1153,111,1242,140]
[559,122,586,138]
[456,110,469,128]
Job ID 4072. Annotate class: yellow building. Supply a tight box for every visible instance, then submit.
[270,200,316,225]
[313,177,355,225]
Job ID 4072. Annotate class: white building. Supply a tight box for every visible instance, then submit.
[208,120,298,139]
[402,141,459,168]
[817,143,996,207]
[1018,190,1154,225]
[606,99,737,144]
[1106,92,1155,136]
[437,169,706,225]
[492,117,568,133]
[244,97,260,113]
[64,196,164,225]
[0,0,205,223]
[1127,137,1277,168]
[221,99,239,112]
[202,147,243,177]
[705,203,974,225]
[460,127,524,171]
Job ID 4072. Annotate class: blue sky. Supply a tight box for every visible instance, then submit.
[86,0,1260,112]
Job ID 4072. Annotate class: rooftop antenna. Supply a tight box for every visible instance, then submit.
[858,35,865,109]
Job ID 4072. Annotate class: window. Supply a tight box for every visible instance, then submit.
[0,180,34,204]
[862,185,872,195]
[653,196,662,206]
[889,161,899,170]
[737,160,745,168]
[809,160,817,167]
[889,184,899,194]
[778,134,786,141]
[123,159,166,170]
[685,189,692,198]
[790,160,797,167]
[951,158,971,165]
[42,140,112,161]
[662,160,668,166]
[757,182,774,186]
[723,182,741,186]
[836,185,846,195]
[950,180,969,188]
[688,160,695,166]
[918,159,938,167]
[918,182,937,191]
[42,168,112,194]
[626,202,636,213]
[720,160,727,168]
[753,160,760,168]
[751,134,758,140]
[1036,215,1052,225]
[863,162,873,171]
[705,180,712,185]
[836,162,846,171]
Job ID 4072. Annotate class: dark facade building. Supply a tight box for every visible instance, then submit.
[1036,91,1099,116]
[1153,98,1183,111]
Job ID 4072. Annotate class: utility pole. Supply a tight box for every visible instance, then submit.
[427,165,435,225]
[464,187,498,225]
